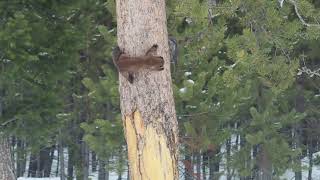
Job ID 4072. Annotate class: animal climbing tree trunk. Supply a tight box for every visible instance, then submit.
[115,0,179,180]
[0,135,16,180]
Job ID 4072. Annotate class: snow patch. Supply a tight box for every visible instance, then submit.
[179,87,187,93]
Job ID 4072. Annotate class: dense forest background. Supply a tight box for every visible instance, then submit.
[0,0,320,179]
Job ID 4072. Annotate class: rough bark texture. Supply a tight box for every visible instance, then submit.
[0,135,16,180]
[116,0,179,179]
[0,93,16,180]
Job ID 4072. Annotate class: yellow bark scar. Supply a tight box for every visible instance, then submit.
[142,125,174,180]
[124,111,175,180]
[124,114,140,180]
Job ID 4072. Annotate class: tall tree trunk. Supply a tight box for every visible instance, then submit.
[308,143,313,180]
[196,152,201,180]
[56,147,59,177]
[0,89,16,180]
[40,146,54,177]
[226,137,232,180]
[67,146,74,180]
[184,151,193,180]
[92,152,97,172]
[81,141,89,180]
[116,0,179,180]
[294,79,304,180]
[0,135,16,180]
[16,139,26,177]
[202,151,207,180]
[59,132,66,180]
[258,146,272,180]
[98,158,109,180]
[28,153,37,177]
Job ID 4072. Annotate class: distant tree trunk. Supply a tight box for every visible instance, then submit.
[28,153,37,177]
[308,143,313,180]
[196,152,201,180]
[92,152,97,172]
[184,151,193,180]
[0,135,16,180]
[226,137,232,180]
[40,146,54,177]
[0,91,16,180]
[258,146,272,180]
[81,142,89,180]
[208,150,214,180]
[67,146,75,180]
[294,79,304,180]
[16,139,26,177]
[202,152,207,180]
[98,158,109,180]
[116,0,179,179]
[56,148,59,177]
[239,135,250,180]
[208,147,220,180]
[59,133,66,180]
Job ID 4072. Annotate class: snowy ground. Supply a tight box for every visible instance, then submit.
[17,148,320,180]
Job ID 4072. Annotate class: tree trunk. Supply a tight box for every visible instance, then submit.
[308,143,313,180]
[115,0,179,180]
[184,151,193,180]
[81,142,89,180]
[196,152,201,180]
[0,135,16,180]
[59,134,66,180]
[98,158,109,180]
[92,152,97,172]
[0,90,16,180]
[226,137,231,180]
[294,79,304,180]
[56,147,59,177]
[67,146,74,180]
[202,152,207,180]
[39,146,53,177]
[16,139,26,177]
[28,153,37,177]
[258,146,272,180]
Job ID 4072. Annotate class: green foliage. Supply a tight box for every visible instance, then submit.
[81,118,124,158]
[168,0,320,178]
[0,0,319,179]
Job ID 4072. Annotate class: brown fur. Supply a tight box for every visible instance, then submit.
[112,45,164,83]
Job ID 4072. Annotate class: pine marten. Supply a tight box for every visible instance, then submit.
[112,44,164,83]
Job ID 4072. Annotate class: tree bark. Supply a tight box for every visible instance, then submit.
[16,139,26,177]
[59,133,66,180]
[81,142,89,180]
[67,146,74,180]
[98,158,109,180]
[115,0,179,179]
[258,146,272,180]
[0,135,16,180]
[0,90,16,180]
[294,79,304,180]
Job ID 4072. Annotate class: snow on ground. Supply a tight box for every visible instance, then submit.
[17,147,320,180]
[280,151,320,180]
[18,178,60,180]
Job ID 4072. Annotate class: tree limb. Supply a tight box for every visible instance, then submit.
[288,0,320,28]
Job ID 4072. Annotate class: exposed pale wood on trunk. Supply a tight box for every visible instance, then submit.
[116,0,179,179]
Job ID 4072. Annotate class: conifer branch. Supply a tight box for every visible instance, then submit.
[288,0,320,28]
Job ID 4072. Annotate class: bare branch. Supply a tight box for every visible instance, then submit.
[0,118,17,127]
[288,0,320,28]
[298,66,320,77]
[178,112,210,117]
